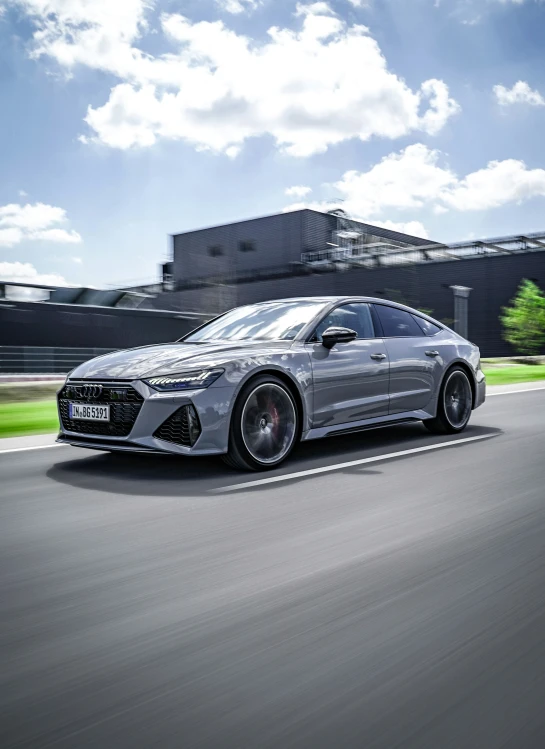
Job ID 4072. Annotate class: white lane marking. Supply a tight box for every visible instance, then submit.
[212,433,496,494]
[0,443,64,456]
[487,385,545,397]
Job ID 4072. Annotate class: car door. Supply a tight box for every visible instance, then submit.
[306,302,390,428]
[372,304,443,415]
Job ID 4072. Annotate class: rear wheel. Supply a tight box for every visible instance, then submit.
[424,366,473,435]
[222,375,298,471]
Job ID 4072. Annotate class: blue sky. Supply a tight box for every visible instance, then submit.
[1,0,545,289]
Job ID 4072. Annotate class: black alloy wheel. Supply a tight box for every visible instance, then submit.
[424,366,473,435]
[223,375,299,471]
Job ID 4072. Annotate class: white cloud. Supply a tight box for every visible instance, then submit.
[283,198,430,238]
[440,158,545,211]
[285,185,313,198]
[225,145,241,159]
[0,201,82,246]
[295,1,335,14]
[9,0,460,156]
[417,79,460,135]
[0,228,24,247]
[346,0,372,7]
[9,0,151,75]
[283,143,545,230]
[493,81,545,107]
[333,144,456,215]
[334,145,545,214]
[0,261,69,287]
[368,219,429,239]
[0,202,66,230]
[216,0,260,13]
[32,228,83,243]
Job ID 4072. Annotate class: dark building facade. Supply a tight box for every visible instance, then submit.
[0,301,205,350]
[154,211,545,357]
[171,209,432,287]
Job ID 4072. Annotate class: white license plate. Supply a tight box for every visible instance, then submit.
[69,403,110,422]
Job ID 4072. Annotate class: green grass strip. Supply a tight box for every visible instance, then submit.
[482,364,545,386]
[0,400,59,438]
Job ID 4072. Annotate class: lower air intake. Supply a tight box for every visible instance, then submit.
[154,405,201,447]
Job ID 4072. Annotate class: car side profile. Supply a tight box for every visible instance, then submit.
[57,296,486,471]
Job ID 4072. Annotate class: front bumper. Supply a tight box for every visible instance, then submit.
[57,379,233,456]
[474,371,486,409]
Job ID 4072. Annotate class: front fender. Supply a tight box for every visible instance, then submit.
[211,351,313,432]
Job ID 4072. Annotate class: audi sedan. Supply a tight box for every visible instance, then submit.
[57,296,486,471]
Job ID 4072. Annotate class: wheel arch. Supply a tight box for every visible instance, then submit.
[442,359,477,409]
[230,367,307,440]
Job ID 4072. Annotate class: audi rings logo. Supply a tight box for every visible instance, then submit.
[78,384,103,400]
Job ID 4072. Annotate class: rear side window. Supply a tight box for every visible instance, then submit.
[412,315,442,337]
[374,305,425,338]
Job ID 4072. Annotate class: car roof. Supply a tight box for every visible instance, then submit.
[250,296,407,306]
[245,296,445,326]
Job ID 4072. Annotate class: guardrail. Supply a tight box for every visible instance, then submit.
[0,347,116,374]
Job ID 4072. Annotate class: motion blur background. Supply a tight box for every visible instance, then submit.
[2,208,545,374]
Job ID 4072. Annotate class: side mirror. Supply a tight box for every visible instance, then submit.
[321,326,358,349]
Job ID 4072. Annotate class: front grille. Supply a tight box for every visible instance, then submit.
[154,406,201,447]
[62,383,142,403]
[58,382,144,437]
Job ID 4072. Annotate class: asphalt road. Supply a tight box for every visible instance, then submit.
[2,389,545,749]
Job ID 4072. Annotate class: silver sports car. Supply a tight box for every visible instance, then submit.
[57,296,486,471]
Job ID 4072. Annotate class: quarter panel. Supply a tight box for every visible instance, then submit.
[383,336,443,414]
[383,329,479,416]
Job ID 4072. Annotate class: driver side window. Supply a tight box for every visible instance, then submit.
[311,303,376,342]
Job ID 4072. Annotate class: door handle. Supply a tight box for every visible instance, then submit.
[370,353,387,361]
[425,351,440,357]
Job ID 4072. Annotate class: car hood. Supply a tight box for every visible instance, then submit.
[69,340,294,380]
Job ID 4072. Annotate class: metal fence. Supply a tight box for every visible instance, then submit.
[0,347,117,375]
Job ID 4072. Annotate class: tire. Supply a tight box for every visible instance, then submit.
[424,366,473,435]
[222,375,299,471]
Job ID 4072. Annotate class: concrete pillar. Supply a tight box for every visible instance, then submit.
[450,285,472,340]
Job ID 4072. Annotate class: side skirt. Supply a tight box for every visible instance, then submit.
[327,418,420,438]
[301,409,434,442]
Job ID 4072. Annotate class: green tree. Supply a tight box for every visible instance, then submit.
[501,279,545,356]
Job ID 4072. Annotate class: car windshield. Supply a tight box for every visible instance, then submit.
[184,301,327,343]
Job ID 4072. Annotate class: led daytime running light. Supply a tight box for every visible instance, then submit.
[145,369,224,391]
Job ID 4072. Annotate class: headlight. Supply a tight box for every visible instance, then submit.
[144,369,224,391]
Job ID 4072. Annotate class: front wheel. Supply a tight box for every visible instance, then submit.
[424,366,473,435]
[222,375,299,471]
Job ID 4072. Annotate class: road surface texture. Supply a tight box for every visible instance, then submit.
[1,389,545,749]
